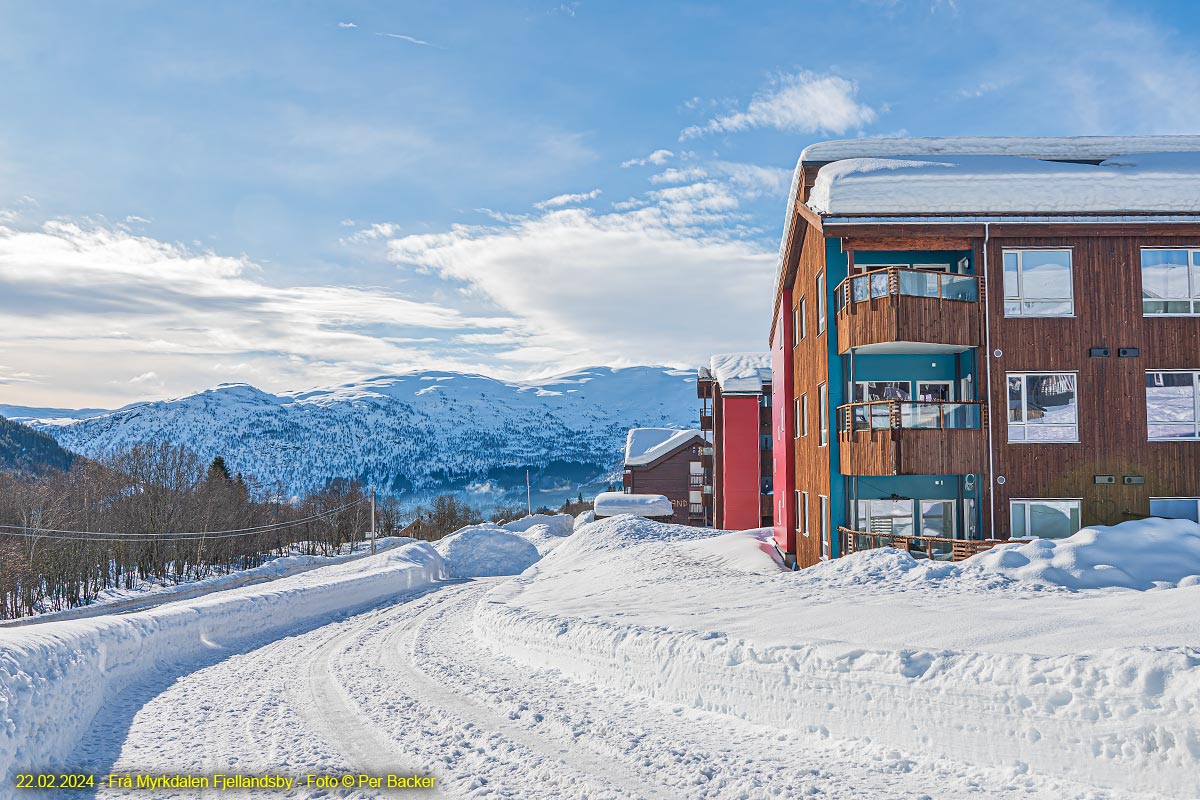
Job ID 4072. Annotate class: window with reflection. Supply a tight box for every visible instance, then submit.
[1146,371,1200,440]
[1141,249,1200,315]
[1008,373,1078,442]
[1003,249,1074,317]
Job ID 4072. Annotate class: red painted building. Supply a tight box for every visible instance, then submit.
[697,354,774,530]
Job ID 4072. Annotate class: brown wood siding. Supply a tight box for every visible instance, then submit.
[839,428,987,476]
[836,294,980,354]
[626,436,707,527]
[792,221,830,567]
[983,233,1200,536]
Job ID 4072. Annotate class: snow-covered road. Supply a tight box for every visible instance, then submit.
[64,579,1149,800]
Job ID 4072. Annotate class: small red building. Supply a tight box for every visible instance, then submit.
[621,428,708,526]
[697,354,774,531]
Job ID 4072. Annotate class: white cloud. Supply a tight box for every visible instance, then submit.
[385,182,774,370]
[337,21,357,28]
[533,189,602,209]
[680,70,876,140]
[0,221,516,405]
[620,149,674,168]
[376,32,438,48]
[648,167,708,185]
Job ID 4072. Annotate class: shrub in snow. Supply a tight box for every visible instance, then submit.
[435,524,541,578]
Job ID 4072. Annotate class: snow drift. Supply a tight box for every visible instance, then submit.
[476,517,1200,796]
[0,542,444,784]
[435,524,542,577]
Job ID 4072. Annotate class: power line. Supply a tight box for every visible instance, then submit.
[0,498,367,542]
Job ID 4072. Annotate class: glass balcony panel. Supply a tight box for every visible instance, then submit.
[898,270,938,298]
[852,275,870,302]
[941,274,978,301]
[869,272,889,298]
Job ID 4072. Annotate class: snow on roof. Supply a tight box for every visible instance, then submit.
[709,353,772,394]
[807,153,1200,216]
[624,428,703,467]
[593,492,674,518]
[799,135,1200,164]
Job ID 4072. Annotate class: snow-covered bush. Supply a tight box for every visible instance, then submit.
[435,524,541,578]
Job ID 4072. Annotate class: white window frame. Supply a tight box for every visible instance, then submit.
[791,305,800,347]
[1149,497,1200,522]
[801,491,809,537]
[800,393,808,437]
[799,296,807,340]
[1010,498,1082,539]
[816,272,826,334]
[1002,248,1074,318]
[1146,370,1200,441]
[1140,247,1200,316]
[817,383,828,446]
[912,263,950,272]
[819,495,830,558]
[1007,371,1079,443]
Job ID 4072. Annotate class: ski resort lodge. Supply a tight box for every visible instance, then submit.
[768,136,1200,569]
[697,354,774,530]
[621,427,707,526]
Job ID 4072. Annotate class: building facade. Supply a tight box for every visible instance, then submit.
[697,354,774,530]
[770,136,1200,569]
[622,428,708,526]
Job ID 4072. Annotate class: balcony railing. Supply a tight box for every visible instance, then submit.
[835,267,978,310]
[689,474,706,488]
[700,414,713,431]
[688,503,705,517]
[833,267,981,354]
[837,400,985,432]
[838,527,1029,562]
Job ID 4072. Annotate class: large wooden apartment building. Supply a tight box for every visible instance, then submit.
[769,136,1200,569]
[697,354,773,530]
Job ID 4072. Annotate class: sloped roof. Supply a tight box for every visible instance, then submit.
[709,353,772,394]
[799,135,1200,165]
[624,427,703,467]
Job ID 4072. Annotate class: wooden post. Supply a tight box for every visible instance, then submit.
[370,484,376,555]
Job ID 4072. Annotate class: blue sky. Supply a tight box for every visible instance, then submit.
[2,0,1199,407]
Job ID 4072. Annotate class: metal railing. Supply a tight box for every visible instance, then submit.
[834,267,978,311]
[837,527,1029,562]
[688,503,705,516]
[837,400,985,433]
[688,474,706,488]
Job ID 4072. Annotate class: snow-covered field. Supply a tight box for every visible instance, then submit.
[1,512,1196,798]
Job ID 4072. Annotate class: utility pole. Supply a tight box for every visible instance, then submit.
[370,484,376,554]
[526,470,532,516]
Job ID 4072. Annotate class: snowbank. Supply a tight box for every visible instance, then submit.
[0,542,444,783]
[4,536,416,626]
[593,492,673,518]
[573,510,595,531]
[623,427,702,467]
[708,353,771,394]
[476,517,1200,796]
[502,513,573,538]
[964,517,1200,590]
[435,524,541,577]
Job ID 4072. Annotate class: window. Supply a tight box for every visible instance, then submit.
[1141,249,1200,315]
[1147,371,1200,440]
[760,392,772,408]
[817,384,828,445]
[799,297,807,340]
[1003,249,1073,317]
[799,491,809,537]
[819,495,830,558]
[800,393,808,437]
[855,498,959,538]
[760,434,772,451]
[1010,499,1082,539]
[816,273,826,333]
[1150,497,1200,523]
[1007,372,1078,442]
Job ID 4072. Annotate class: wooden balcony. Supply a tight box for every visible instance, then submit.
[837,401,986,476]
[834,268,980,355]
[838,527,1029,562]
[700,414,713,431]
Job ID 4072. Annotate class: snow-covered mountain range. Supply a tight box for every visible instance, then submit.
[15,367,699,508]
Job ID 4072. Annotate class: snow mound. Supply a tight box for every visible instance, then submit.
[436,524,541,578]
[593,492,673,518]
[509,523,572,556]
[502,513,573,537]
[573,510,595,531]
[964,517,1200,590]
[552,513,716,558]
[678,528,788,574]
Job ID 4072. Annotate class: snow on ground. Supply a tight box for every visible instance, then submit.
[501,513,573,537]
[434,524,541,577]
[477,516,1200,797]
[2,536,416,627]
[573,509,595,530]
[0,541,444,786]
